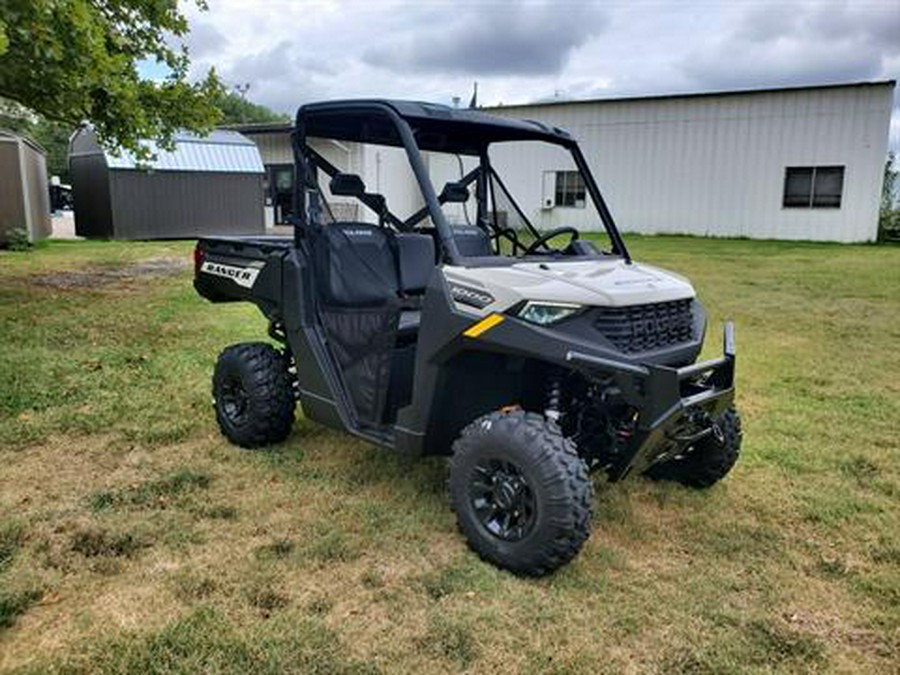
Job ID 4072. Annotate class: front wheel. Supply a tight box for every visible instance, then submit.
[212,342,295,448]
[645,407,742,488]
[449,410,593,576]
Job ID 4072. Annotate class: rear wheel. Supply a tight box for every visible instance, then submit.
[449,410,593,576]
[646,407,742,488]
[212,342,295,448]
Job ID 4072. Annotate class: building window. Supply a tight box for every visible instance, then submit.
[783,166,844,209]
[555,171,586,208]
[267,164,295,224]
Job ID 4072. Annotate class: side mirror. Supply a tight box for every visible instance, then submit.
[439,182,470,203]
[330,173,366,197]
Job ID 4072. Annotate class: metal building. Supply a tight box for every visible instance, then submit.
[68,128,265,239]
[486,81,894,243]
[231,81,895,243]
[0,130,51,244]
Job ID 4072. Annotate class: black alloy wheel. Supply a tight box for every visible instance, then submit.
[450,410,593,576]
[470,458,537,542]
[212,342,296,448]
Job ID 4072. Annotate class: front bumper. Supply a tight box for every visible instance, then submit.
[567,322,736,480]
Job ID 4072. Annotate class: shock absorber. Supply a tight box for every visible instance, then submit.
[545,371,564,423]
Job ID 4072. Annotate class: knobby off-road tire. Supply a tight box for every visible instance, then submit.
[212,342,295,448]
[449,410,594,576]
[646,407,742,488]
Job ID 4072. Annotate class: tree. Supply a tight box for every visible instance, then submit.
[215,90,289,125]
[880,152,899,242]
[0,0,224,158]
[881,152,897,212]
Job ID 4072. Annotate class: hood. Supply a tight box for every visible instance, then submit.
[444,258,696,315]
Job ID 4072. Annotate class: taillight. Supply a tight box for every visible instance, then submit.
[193,245,204,275]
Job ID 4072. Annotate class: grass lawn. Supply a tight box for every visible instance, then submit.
[0,236,898,673]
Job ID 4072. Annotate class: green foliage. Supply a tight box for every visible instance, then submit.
[0,0,224,158]
[882,152,898,212]
[2,225,30,250]
[215,90,289,125]
[880,152,900,241]
[1,99,74,180]
[32,116,72,180]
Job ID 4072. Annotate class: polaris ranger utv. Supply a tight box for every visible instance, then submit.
[194,100,741,575]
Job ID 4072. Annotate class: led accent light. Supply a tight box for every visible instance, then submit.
[516,301,583,326]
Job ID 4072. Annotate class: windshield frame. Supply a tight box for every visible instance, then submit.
[293,100,630,265]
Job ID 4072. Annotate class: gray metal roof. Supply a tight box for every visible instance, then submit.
[70,128,264,174]
[485,79,897,111]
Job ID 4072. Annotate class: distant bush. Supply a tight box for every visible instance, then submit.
[878,209,900,242]
[880,152,900,242]
[1,227,30,251]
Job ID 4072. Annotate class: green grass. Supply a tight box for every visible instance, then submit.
[0,237,898,673]
[88,469,211,511]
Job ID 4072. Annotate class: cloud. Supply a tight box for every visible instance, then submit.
[207,40,340,112]
[171,0,897,150]
[364,1,608,76]
[185,20,228,60]
[683,1,899,90]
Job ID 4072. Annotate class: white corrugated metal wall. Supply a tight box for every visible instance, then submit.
[487,82,894,242]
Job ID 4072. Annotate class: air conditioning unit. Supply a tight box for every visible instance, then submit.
[541,171,556,210]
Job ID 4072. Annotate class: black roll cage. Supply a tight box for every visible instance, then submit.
[291,100,631,265]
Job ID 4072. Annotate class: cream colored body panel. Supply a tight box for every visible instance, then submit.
[443,258,696,317]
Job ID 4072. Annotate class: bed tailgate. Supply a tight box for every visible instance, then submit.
[193,236,290,306]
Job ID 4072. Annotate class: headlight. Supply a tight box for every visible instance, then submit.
[516,301,583,325]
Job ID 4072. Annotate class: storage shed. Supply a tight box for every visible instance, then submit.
[0,130,52,245]
[69,128,265,239]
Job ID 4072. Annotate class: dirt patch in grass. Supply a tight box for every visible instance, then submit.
[28,257,189,289]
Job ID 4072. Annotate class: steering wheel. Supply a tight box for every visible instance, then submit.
[489,226,529,255]
[523,227,580,255]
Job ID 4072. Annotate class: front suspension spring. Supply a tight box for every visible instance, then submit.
[545,372,564,422]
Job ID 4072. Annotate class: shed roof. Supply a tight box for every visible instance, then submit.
[69,128,264,174]
[0,129,47,155]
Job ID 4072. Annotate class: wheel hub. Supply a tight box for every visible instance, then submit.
[220,377,249,425]
[470,459,536,542]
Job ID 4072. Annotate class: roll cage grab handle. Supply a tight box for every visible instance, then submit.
[290,101,631,265]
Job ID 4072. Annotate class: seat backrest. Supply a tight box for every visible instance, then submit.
[395,232,435,295]
[314,222,398,307]
[451,225,493,257]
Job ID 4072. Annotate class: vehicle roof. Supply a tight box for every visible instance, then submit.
[297,99,574,154]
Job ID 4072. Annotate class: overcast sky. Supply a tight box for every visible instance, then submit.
[174,0,899,149]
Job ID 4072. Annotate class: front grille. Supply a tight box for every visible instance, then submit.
[593,299,694,353]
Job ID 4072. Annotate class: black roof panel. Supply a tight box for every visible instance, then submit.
[296,99,573,154]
